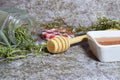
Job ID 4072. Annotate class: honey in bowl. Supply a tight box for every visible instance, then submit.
[95,37,120,45]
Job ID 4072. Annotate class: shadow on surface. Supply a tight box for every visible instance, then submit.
[71,39,99,61]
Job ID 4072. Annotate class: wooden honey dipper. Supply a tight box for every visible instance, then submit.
[46,35,87,53]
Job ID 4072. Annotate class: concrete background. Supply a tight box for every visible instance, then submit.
[0,0,120,27]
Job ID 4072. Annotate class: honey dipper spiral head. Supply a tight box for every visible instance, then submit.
[47,36,70,53]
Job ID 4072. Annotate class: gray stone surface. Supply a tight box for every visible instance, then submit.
[0,0,120,27]
[1,0,120,80]
[0,41,120,80]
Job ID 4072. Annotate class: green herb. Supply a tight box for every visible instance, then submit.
[0,26,48,61]
[89,17,120,30]
[41,17,70,29]
[15,27,33,47]
[41,17,120,36]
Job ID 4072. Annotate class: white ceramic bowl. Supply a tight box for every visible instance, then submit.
[87,30,120,62]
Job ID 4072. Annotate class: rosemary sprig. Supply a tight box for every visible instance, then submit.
[89,17,120,30]
[41,17,120,36]
[41,18,70,29]
[0,26,48,61]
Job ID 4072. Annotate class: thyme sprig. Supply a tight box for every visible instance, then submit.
[0,27,48,61]
[41,18,70,29]
[89,17,120,30]
[41,17,120,35]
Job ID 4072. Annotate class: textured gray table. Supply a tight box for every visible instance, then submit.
[0,40,120,80]
[1,0,120,80]
[1,0,120,27]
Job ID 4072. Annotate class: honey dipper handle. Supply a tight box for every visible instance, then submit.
[69,35,87,45]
